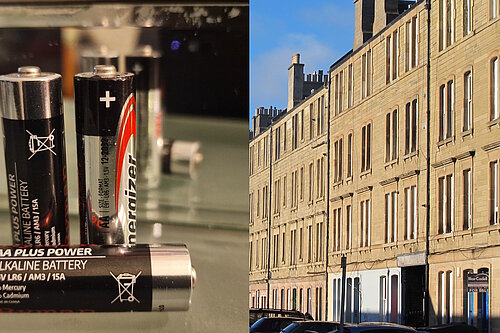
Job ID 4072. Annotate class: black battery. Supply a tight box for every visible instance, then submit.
[0,66,69,246]
[125,45,162,189]
[74,65,136,245]
[0,244,195,312]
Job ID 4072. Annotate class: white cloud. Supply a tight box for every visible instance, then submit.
[251,33,339,113]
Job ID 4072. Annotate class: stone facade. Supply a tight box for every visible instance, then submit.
[250,0,500,330]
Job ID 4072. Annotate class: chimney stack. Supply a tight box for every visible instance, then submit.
[353,0,375,50]
[288,53,305,110]
[373,0,400,36]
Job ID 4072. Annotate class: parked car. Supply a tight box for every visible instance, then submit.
[281,321,345,333]
[250,317,305,333]
[328,322,417,333]
[250,308,313,326]
[416,323,479,333]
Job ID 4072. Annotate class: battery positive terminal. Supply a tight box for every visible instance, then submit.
[18,66,41,77]
[93,65,117,77]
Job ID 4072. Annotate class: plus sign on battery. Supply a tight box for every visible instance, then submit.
[132,63,143,75]
[100,90,116,108]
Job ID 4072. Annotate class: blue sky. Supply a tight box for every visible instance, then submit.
[250,1,355,127]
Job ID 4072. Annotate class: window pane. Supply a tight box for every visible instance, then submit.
[412,99,417,151]
[386,113,391,162]
[366,124,371,169]
[386,36,391,84]
[385,194,390,243]
[447,81,454,138]
[440,85,445,140]
[464,72,472,131]
[406,103,411,153]
[492,58,498,120]
[367,50,372,95]
[439,177,444,233]
[361,127,366,171]
[491,161,499,225]
[348,134,352,177]
[392,110,398,160]
[446,175,453,232]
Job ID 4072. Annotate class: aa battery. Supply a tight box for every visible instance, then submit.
[162,139,203,179]
[125,45,163,189]
[0,66,69,246]
[0,244,195,312]
[74,65,136,245]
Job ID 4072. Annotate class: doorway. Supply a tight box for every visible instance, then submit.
[402,265,425,327]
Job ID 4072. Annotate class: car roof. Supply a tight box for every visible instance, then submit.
[296,321,342,324]
[357,322,415,328]
[261,317,303,321]
[251,309,311,318]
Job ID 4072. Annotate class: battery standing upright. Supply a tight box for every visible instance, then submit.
[0,66,69,246]
[74,65,137,245]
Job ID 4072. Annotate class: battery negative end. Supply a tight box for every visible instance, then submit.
[93,65,117,77]
[18,66,41,77]
[191,266,197,288]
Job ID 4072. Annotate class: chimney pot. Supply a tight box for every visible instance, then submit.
[324,75,329,83]
[292,53,300,64]
[307,73,311,81]
[313,73,317,82]
[318,70,323,80]
[255,108,259,117]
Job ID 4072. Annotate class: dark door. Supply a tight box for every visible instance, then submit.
[402,265,425,327]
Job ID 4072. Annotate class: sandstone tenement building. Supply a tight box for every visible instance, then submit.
[249,0,500,330]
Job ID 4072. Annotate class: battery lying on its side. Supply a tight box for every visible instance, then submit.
[74,65,136,245]
[0,66,69,246]
[162,139,203,179]
[125,45,163,189]
[0,244,195,312]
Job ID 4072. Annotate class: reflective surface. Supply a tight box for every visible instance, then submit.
[0,100,248,330]
[0,99,249,231]
[0,3,247,28]
[0,214,248,332]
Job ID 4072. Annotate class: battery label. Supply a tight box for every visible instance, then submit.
[77,93,136,245]
[2,115,69,246]
[115,94,137,244]
[0,246,152,312]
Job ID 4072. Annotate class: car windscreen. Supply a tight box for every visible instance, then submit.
[281,322,300,333]
[250,318,296,332]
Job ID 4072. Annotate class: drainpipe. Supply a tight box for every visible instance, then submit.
[424,0,431,327]
[267,126,273,309]
[325,73,331,320]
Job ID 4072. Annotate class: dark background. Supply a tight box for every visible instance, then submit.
[0,6,248,120]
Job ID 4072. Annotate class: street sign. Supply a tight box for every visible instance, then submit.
[467,272,489,292]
